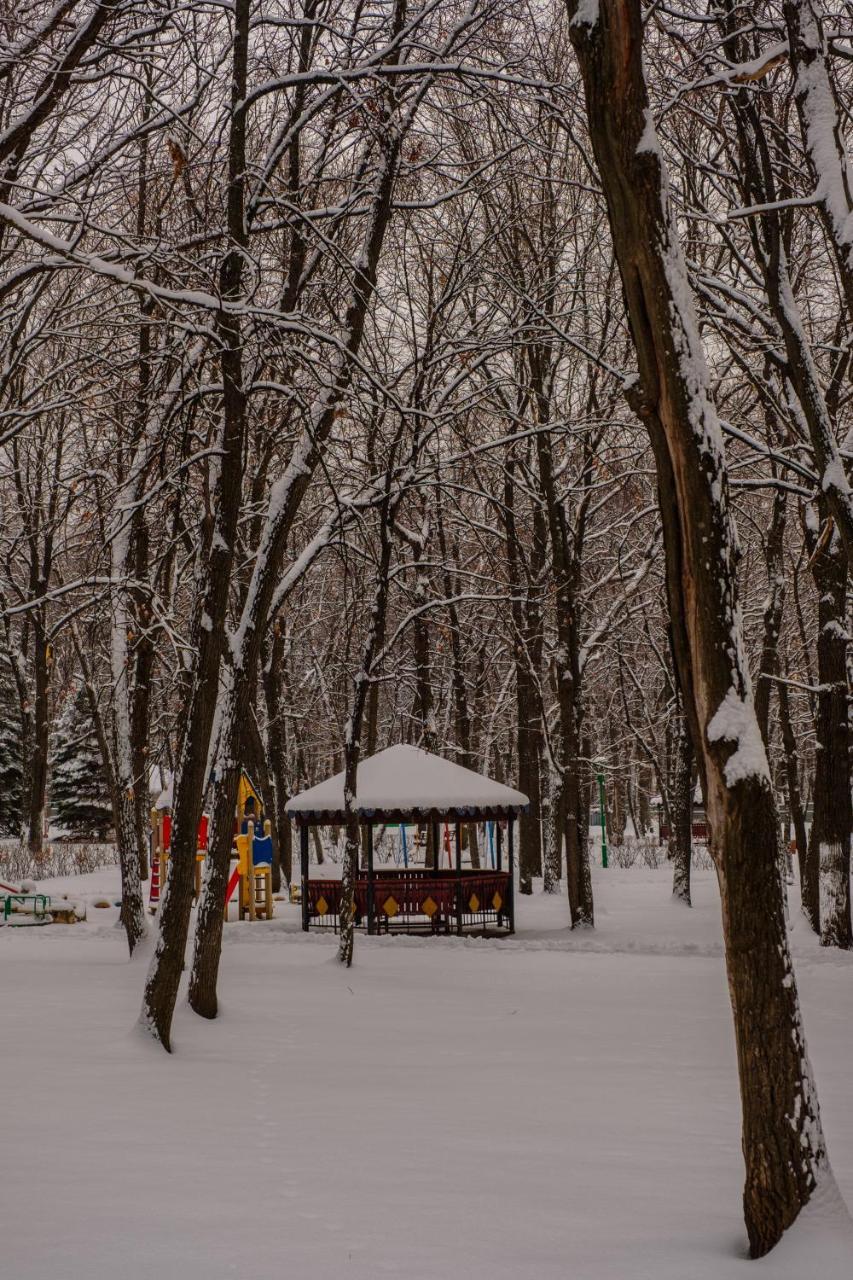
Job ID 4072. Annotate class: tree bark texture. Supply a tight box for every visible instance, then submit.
[503,457,544,891]
[669,714,693,907]
[141,0,252,1049]
[26,625,49,853]
[565,0,829,1252]
[807,513,851,947]
[777,666,809,892]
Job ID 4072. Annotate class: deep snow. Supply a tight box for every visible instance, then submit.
[2,865,852,1279]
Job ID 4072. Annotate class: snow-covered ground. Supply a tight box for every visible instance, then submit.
[2,865,852,1279]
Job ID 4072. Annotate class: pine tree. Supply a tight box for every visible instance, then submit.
[0,659,23,836]
[50,686,113,839]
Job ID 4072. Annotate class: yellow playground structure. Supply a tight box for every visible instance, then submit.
[150,770,274,922]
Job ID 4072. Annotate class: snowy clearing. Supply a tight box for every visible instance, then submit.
[3,865,852,1279]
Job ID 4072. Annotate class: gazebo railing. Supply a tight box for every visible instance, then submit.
[304,869,512,935]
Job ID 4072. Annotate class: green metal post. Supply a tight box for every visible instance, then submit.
[597,770,608,868]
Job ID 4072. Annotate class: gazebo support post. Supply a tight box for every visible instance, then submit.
[508,816,515,935]
[431,821,439,875]
[455,821,462,935]
[366,822,375,936]
[300,824,309,932]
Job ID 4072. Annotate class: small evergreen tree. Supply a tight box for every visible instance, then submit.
[50,686,113,839]
[0,658,23,836]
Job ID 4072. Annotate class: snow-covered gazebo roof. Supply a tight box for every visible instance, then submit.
[285,745,528,825]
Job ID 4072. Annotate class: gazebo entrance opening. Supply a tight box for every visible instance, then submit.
[286,745,528,936]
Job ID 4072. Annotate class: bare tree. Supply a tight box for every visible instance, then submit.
[566,0,834,1253]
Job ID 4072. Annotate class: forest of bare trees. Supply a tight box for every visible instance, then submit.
[3,0,853,1256]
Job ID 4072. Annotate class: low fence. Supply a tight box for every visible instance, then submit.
[305,869,512,934]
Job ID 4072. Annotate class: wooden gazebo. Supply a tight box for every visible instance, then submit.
[285,745,528,936]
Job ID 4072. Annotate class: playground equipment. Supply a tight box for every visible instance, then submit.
[1,885,52,926]
[223,772,274,920]
[0,879,84,926]
[150,769,275,922]
[224,818,274,921]
[149,808,208,910]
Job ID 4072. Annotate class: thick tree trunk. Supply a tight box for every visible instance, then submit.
[566,0,830,1252]
[141,0,252,1049]
[193,118,409,955]
[188,731,242,1020]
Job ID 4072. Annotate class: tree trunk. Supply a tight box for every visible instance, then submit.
[778,667,809,892]
[542,752,562,892]
[636,762,652,836]
[607,718,626,844]
[436,509,480,869]
[141,0,252,1049]
[669,715,692,906]
[715,0,853,571]
[755,489,787,749]
[566,0,830,1251]
[188,728,243,1020]
[503,458,544,891]
[27,625,49,854]
[262,620,291,888]
[130,514,155,882]
[115,785,147,953]
[408,510,437,753]
[533,431,592,925]
[71,620,147,953]
[338,468,399,966]
[807,515,851,947]
[785,0,853,323]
